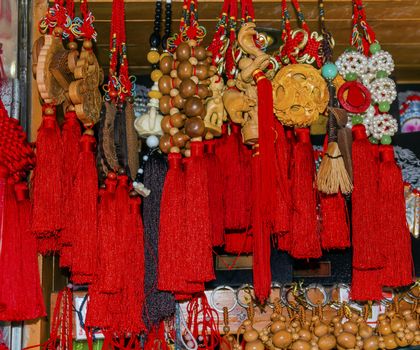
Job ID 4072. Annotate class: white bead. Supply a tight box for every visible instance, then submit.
[146,135,159,148]
[133,181,138,187]
[137,168,143,174]
[143,155,149,161]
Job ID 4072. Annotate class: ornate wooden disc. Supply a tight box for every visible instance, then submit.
[36,35,66,105]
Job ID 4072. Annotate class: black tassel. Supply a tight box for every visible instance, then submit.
[142,150,175,329]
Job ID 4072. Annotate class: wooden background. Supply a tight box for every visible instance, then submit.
[81,0,420,83]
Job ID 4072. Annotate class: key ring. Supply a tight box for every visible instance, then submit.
[281,284,300,311]
[304,284,329,310]
[330,283,350,310]
[210,285,238,313]
[266,282,283,309]
[236,284,257,309]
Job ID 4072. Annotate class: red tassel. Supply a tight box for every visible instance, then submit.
[70,131,98,285]
[158,153,186,292]
[251,147,272,302]
[15,182,46,320]
[320,192,350,250]
[224,231,253,254]
[290,128,321,259]
[204,140,224,247]
[251,70,277,302]
[216,124,251,231]
[31,106,63,249]
[273,120,291,235]
[351,124,385,270]
[184,142,214,283]
[351,268,383,301]
[378,145,413,287]
[60,110,81,268]
[95,172,120,294]
[126,195,146,333]
[0,170,45,320]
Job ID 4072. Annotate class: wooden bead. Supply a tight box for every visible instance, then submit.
[194,46,207,60]
[291,340,311,350]
[337,332,356,348]
[244,329,259,342]
[151,69,163,82]
[176,42,191,61]
[159,134,172,153]
[177,61,193,80]
[161,115,172,133]
[172,131,189,148]
[173,94,185,109]
[83,40,93,50]
[158,75,172,95]
[196,84,210,99]
[179,79,196,98]
[148,90,162,99]
[184,96,204,117]
[185,117,205,138]
[318,335,336,350]
[159,95,171,115]
[170,113,186,128]
[159,55,173,74]
[147,50,160,64]
[67,41,78,50]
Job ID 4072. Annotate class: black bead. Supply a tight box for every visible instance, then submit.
[149,32,161,48]
[161,34,169,50]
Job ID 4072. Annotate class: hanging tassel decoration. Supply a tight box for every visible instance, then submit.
[378,144,414,287]
[290,128,322,259]
[158,153,187,292]
[351,268,383,301]
[143,152,175,328]
[15,182,46,320]
[70,130,98,285]
[60,107,81,268]
[204,140,224,247]
[320,192,350,250]
[184,141,214,283]
[250,69,277,302]
[31,105,63,252]
[317,84,353,195]
[95,172,120,294]
[351,124,384,270]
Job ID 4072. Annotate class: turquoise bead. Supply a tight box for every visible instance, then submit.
[345,72,358,81]
[369,136,379,144]
[376,70,388,78]
[369,42,382,55]
[380,135,392,145]
[352,115,364,125]
[321,63,338,80]
[378,101,390,112]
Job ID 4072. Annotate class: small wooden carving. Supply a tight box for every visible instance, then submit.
[203,75,226,137]
[272,64,329,127]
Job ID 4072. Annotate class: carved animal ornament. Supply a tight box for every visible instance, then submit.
[272,64,329,128]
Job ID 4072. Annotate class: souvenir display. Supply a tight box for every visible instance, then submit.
[0,0,419,348]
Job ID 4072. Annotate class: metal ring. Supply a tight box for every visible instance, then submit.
[236,284,257,309]
[281,284,300,311]
[329,283,350,310]
[210,285,238,313]
[266,282,283,309]
[304,283,329,309]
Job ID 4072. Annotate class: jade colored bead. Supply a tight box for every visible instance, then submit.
[345,46,357,52]
[369,42,382,55]
[381,135,392,145]
[369,136,379,144]
[376,70,388,79]
[352,115,364,125]
[321,62,338,80]
[346,72,358,81]
[378,101,390,112]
